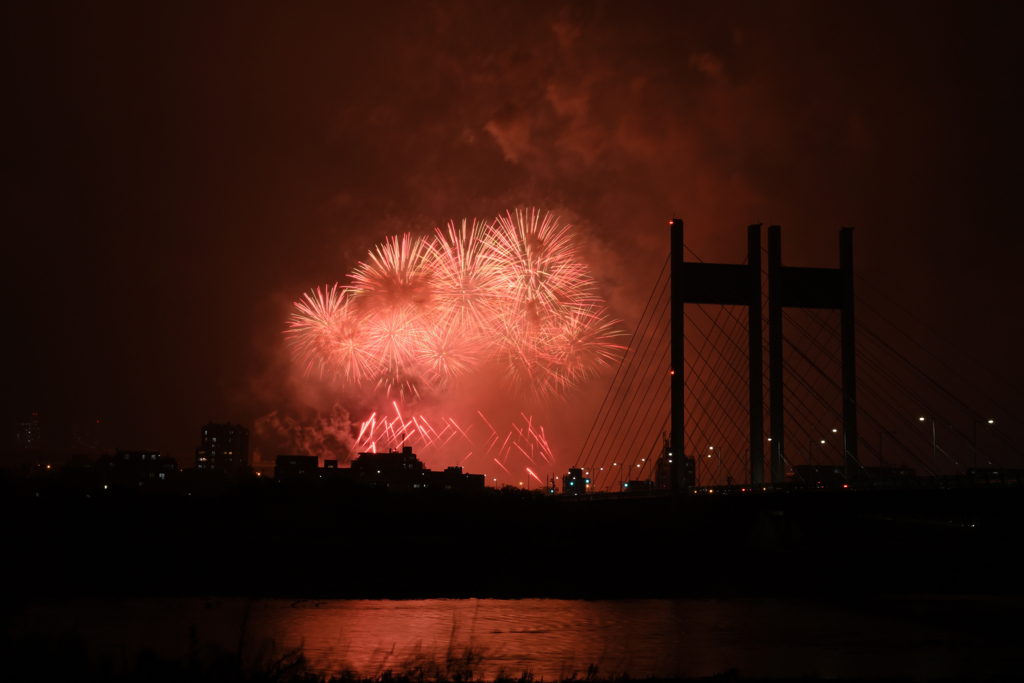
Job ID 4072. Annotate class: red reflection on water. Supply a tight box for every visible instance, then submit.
[10,597,1024,680]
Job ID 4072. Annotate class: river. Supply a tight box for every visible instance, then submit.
[6,597,1022,679]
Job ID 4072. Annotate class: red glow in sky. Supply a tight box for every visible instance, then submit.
[2,2,1022,470]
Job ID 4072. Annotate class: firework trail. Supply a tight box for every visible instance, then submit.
[287,209,625,400]
[349,404,554,484]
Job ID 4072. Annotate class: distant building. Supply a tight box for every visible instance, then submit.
[195,422,249,474]
[655,437,695,490]
[274,454,319,481]
[967,468,1023,486]
[101,449,178,487]
[73,420,102,453]
[857,466,916,479]
[788,464,845,485]
[16,412,42,451]
[433,465,486,492]
[350,447,484,491]
[351,447,424,478]
[563,467,590,495]
[274,446,485,492]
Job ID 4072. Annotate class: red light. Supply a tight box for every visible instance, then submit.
[670,370,675,375]
[843,484,848,488]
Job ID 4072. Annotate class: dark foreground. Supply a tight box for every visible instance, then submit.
[2,631,1021,683]
[3,473,1023,598]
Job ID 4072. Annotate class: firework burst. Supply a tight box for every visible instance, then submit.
[287,210,625,401]
[486,208,597,326]
[429,219,501,332]
[287,284,370,383]
[349,233,434,314]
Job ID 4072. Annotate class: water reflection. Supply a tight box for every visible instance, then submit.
[11,597,1023,679]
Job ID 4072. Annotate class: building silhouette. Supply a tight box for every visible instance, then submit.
[274,454,319,481]
[563,467,590,494]
[274,446,485,492]
[195,422,249,474]
[16,412,42,450]
[100,449,178,487]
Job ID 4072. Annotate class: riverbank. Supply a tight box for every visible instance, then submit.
[4,475,1022,599]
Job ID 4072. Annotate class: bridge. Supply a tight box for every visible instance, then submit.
[573,220,1023,494]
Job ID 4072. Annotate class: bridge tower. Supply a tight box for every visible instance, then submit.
[671,220,764,488]
[767,226,858,482]
[671,221,858,487]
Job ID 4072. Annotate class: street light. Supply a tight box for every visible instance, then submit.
[919,416,937,476]
[709,446,723,487]
[972,419,995,468]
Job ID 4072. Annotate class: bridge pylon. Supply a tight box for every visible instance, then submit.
[671,220,764,488]
[671,221,858,487]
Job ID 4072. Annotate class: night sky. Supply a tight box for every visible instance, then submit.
[3,2,1022,472]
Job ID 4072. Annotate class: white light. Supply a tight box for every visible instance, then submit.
[767,438,772,441]
[832,429,837,433]
[988,419,995,424]
[919,417,925,421]
[821,440,825,444]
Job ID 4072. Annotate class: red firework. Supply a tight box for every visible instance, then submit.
[288,210,625,400]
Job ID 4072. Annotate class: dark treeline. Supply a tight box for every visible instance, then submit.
[3,472,1022,599]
